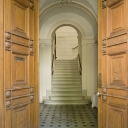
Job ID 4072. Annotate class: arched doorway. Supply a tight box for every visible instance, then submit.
[50,22,83,63]
[55,26,78,60]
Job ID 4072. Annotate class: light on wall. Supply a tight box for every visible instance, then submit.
[55,0,76,6]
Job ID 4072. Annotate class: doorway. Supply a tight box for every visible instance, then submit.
[40,23,98,127]
[55,26,78,60]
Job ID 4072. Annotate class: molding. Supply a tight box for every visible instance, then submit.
[30,95,34,102]
[107,0,122,7]
[5,32,11,40]
[30,1,34,9]
[92,44,98,47]
[40,39,52,46]
[81,39,95,46]
[102,0,107,9]
[5,41,11,50]
[5,90,11,98]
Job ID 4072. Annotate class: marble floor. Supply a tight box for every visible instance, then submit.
[40,104,98,128]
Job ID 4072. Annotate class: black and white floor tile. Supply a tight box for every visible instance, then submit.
[40,104,98,128]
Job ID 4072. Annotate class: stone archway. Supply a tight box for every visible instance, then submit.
[48,21,84,61]
[48,20,86,39]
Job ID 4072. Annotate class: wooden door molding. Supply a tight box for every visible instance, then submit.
[0,0,5,128]
[34,0,40,127]
[98,1,102,128]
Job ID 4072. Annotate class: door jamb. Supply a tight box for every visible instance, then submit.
[98,0,102,128]
[34,0,40,127]
[0,0,5,128]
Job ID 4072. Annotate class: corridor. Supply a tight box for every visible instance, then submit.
[40,104,98,128]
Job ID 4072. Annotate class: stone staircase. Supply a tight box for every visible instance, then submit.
[44,59,90,105]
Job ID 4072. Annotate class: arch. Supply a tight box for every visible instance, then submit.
[48,20,86,39]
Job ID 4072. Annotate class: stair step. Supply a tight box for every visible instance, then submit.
[54,70,79,74]
[52,81,81,84]
[55,60,77,62]
[55,64,78,66]
[55,63,78,66]
[54,69,78,71]
[52,88,82,91]
[53,75,80,78]
[52,78,81,82]
[53,73,80,77]
[52,78,80,80]
[52,92,82,96]
[43,99,90,105]
[55,67,78,70]
[55,62,78,65]
[52,82,81,85]
[49,96,84,101]
[52,85,81,88]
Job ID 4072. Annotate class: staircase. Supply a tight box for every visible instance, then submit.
[44,59,90,105]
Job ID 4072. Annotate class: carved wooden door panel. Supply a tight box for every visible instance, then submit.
[5,0,35,128]
[99,0,128,128]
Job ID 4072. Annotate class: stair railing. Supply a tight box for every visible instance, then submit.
[52,54,54,75]
[72,46,78,50]
[78,54,82,75]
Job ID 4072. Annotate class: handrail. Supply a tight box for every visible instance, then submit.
[72,46,78,50]
[78,54,82,75]
[52,54,54,75]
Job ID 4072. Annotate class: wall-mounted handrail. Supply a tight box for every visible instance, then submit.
[72,46,78,50]
[78,54,82,75]
[52,54,54,75]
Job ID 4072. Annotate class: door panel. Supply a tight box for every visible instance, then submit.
[108,105,127,128]
[12,104,30,128]
[99,0,128,128]
[5,0,35,127]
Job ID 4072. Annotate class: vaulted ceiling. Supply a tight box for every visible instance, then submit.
[39,0,98,39]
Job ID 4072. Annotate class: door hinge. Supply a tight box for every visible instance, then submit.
[98,73,102,88]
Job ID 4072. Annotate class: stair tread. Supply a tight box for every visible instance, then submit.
[52,90,82,94]
[53,85,81,89]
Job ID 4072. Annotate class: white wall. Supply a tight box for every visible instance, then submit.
[56,26,78,60]
[39,39,52,102]
[82,40,98,99]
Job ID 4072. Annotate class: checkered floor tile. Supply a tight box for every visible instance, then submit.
[40,104,98,128]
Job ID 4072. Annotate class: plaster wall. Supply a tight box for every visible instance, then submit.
[40,40,52,102]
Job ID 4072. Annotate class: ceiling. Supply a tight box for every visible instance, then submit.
[39,0,98,40]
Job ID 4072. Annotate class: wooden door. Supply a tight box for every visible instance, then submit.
[98,0,128,128]
[0,0,39,128]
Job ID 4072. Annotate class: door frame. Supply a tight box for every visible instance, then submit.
[98,0,102,128]
[0,0,40,127]
[0,0,5,128]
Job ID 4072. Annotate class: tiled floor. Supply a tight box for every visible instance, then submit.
[40,104,98,128]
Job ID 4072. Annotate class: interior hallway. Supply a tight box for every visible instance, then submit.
[40,104,98,128]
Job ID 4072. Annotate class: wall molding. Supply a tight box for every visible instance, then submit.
[40,39,52,46]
